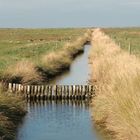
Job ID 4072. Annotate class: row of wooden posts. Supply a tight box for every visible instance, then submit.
[8,83,95,100]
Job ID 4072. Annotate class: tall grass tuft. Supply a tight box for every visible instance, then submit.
[0,84,26,140]
[3,60,42,84]
[39,32,91,79]
[90,28,140,140]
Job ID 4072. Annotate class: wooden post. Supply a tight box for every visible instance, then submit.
[50,85,53,100]
[75,85,78,99]
[37,86,41,99]
[60,85,62,99]
[85,85,87,98]
[61,86,64,99]
[78,85,81,99]
[81,85,84,99]
[23,85,27,98]
[15,83,18,92]
[18,84,21,92]
[73,85,76,100]
[41,85,45,100]
[55,85,58,100]
[21,85,24,92]
[87,85,89,98]
[34,85,37,99]
[67,85,69,99]
[47,86,50,99]
[13,83,16,92]
[8,83,12,92]
[63,86,66,99]
[70,85,73,99]
[44,86,48,100]
[27,85,31,99]
[30,85,34,100]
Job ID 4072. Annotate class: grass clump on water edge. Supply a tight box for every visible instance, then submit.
[90,28,140,140]
[39,34,89,79]
[2,60,42,84]
[0,84,26,140]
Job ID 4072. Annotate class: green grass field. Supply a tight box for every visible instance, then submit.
[0,28,86,74]
[103,28,140,56]
[0,28,88,84]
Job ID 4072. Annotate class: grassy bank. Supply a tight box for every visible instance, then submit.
[0,28,90,84]
[90,28,140,139]
[0,84,26,140]
[103,28,140,56]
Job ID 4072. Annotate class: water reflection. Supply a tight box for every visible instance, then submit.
[49,45,90,85]
[16,100,100,140]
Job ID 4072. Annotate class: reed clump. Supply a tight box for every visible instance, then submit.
[38,32,91,79]
[3,60,42,84]
[0,84,26,140]
[90,28,140,140]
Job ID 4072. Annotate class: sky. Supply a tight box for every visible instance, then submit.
[0,0,140,28]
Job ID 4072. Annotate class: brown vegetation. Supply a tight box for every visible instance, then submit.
[0,84,26,140]
[3,61,41,84]
[90,28,140,140]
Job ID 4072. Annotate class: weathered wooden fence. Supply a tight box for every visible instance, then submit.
[8,83,95,100]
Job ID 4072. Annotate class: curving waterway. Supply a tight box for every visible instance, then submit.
[16,45,102,140]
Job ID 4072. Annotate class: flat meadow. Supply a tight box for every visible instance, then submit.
[103,28,140,55]
[0,28,88,84]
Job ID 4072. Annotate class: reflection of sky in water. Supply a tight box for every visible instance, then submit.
[16,101,100,140]
[0,0,140,27]
[49,44,90,85]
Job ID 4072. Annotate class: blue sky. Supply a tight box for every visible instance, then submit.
[0,0,140,28]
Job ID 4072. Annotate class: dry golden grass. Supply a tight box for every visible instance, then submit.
[41,51,72,75]
[90,28,140,140]
[40,32,91,77]
[0,84,26,139]
[3,60,41,84]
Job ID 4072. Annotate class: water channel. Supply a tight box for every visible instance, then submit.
[16,45,102,140]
